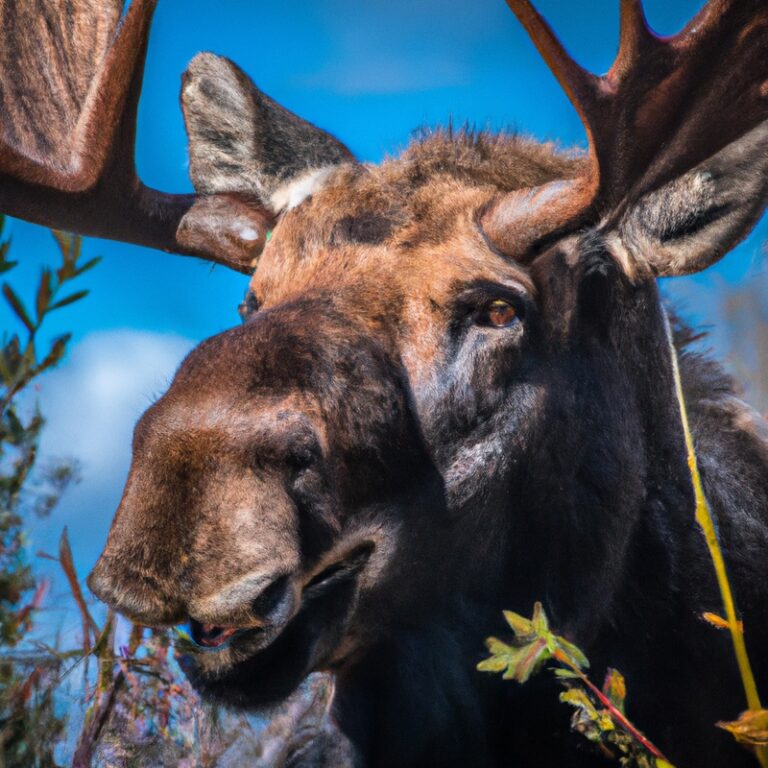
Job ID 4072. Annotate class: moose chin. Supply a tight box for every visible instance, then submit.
[2,0,768,766]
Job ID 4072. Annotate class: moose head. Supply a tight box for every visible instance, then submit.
[2,1,767,765]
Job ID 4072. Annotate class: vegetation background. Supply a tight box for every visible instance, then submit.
[0,0,765,764]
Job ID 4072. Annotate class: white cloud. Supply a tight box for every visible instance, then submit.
[38,330,193,473]
[25,330,195,574]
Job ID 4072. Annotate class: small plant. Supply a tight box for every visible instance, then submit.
[0,219,96,766]
[0,218,95,644]
[477,602,674,768]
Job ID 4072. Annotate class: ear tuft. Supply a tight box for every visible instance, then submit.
[181,53,354,213]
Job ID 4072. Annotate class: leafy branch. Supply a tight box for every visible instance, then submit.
[478,602,674,767]
[0,218,287,768]
[0,219,97,768]
[0,219,100,412]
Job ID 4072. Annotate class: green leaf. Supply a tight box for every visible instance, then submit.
[485,636,514,655]
[73,256,101,277]
[0,238,17,273]
[602,668,626,713]
[596,712,615,733]
[560,687,597,716]
[36,270,52,322]
[477,656,509,673]
[556,636,590,671]
[0,335,21,382]
[37,334,71,374]
[2,283,35,332]
[93,612,115,659]
[23,338,37,369]
[49,289,89,311]
[5,407,26,444]
[503,609,534,638]
[51,229,74,260]
[0,348,11,382]
[531,601,550,635]
[52,229,78,282]
[553,668,581,679]
[71,232,82,262]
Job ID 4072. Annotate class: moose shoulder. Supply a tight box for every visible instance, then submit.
[1,0,767,766]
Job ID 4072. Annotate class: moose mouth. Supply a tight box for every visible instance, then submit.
[179,543,374,708]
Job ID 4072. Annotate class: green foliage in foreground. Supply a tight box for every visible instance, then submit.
[0,221,251,766]
[0,220,94,646]
[0,219,92,765]
[478,603,673,768]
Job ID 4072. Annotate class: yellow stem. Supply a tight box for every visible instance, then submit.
[666,321,767,768]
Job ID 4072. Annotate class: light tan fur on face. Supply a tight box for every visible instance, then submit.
[250,132,557,392]
[185,461,300,627]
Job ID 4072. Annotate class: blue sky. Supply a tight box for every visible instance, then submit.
[2,0,766,594]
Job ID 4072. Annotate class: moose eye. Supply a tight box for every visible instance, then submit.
[477,299,518,328]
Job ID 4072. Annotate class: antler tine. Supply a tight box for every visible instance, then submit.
[71,0,156,191]
[674,0,734,46]
[613,0,767,210]
[480,1,604,258]
[0,0,153,191]
[612,0,657,77]
[505,0,599,131]
[0,0,272,272]
[483,0,768,262]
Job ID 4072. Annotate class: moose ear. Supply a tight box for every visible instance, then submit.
[181,53,354,215]
[609,122,768,278]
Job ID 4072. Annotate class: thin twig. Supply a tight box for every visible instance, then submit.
[665,317,767,768]
[71,670,125,768]
[58,528,99,645]
[553,649,669,762]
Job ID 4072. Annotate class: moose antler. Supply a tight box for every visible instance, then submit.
[0,0,272,272]
[483,0,768,264]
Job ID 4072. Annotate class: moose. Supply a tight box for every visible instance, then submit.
[1,0,767,765]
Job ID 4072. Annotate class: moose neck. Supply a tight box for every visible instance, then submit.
[332,270,702,767]
[498,257,697,649]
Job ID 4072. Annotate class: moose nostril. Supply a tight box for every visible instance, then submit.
[251,574,291,619]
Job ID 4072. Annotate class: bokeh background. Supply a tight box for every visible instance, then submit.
[1,0,765,635]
